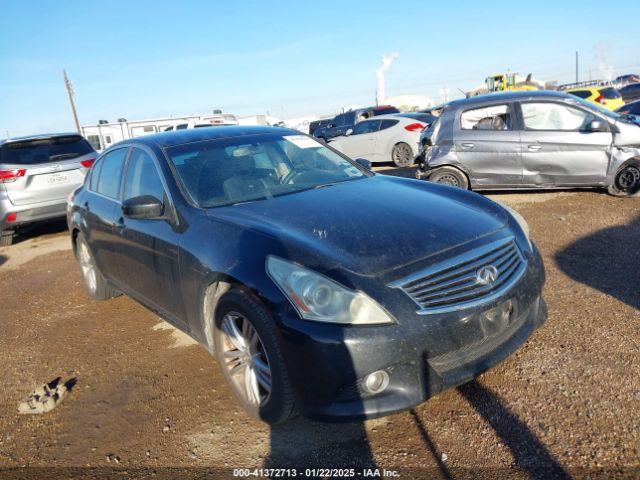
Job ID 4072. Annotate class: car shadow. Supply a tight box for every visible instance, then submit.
[458,380,571,479]
[0,254,6,267]
[555,215,640,309]
[10,219,68,246]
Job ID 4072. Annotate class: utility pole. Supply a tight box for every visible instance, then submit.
[575,51,579,83]
[63,69,81,134]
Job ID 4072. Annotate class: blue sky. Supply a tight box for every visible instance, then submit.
[1,0,639,136]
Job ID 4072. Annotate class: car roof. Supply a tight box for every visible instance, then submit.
[447,90,573,109]
[0,132,83,146]
[371,114,418,122]
[122,125,301,149]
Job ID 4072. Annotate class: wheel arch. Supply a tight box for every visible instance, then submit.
[200,273,270,355]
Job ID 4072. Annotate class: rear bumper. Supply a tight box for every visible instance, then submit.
[0,197,67,230]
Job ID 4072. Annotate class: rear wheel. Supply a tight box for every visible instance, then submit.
[391,142,414,167]
[213,289,295,425]
[0,230,14,247]
[608,163,640,197]
[429,166,470,189]
[75,233,120,300]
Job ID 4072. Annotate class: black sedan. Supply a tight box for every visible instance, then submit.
[68,126,546,424]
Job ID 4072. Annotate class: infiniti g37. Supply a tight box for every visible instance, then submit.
[68,126,546,423]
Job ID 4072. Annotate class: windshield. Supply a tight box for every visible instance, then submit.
[0,135,94,165]
[166,133,369,207]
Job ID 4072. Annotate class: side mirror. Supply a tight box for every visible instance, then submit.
[355,158,371,170]
[586,120,606,132]
[345,128,353,136]
[122,195,164,220]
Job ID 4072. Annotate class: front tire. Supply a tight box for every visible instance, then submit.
[75,233,120,301]
[429,166,470,189]
[213,289,295,425]
[608,163,640,197]
[391,142,414,168]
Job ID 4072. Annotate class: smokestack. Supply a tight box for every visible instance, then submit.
[376,53,399,105]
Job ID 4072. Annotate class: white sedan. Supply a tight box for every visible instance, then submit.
[329,114,427,167]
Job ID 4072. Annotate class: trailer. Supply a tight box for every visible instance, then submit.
[81,112,238,151]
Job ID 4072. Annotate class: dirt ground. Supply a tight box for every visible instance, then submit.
[0,167,638,479]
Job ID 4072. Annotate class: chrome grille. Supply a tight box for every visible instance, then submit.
[390,237,527,314]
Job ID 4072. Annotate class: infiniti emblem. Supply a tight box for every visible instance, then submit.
[476,265,499,286]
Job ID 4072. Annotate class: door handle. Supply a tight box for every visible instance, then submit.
[527,144,542,151]
[461,143,475,149]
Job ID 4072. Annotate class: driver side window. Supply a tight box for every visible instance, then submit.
[124,148,166,202]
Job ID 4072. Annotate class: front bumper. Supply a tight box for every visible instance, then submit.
[276,245,546,421]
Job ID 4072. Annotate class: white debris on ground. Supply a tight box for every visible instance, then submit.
[17,377,74,414]
[152,320,199,348]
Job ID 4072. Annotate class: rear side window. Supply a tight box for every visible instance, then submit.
[379,119,399,130]
[461,105,511,130]
[0,135,94,165]
[521,102,595,131]
[569,90,591,99]
[124,149,165,202]
[599,87,621,99]
[95,148,127,199]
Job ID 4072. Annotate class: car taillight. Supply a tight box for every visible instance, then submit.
[404,122,426,132]
[6,212,17,223]
[0,169,26,183]
[80,158,95,168]
[595,94,606,104]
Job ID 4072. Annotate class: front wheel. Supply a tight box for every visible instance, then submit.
[428,166,470,189]
[608,163,640,197]
[391,142,414,168]
[213,289,295,424]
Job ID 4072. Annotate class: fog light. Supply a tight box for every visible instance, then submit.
[6,212,17,223]
[362,370,389,394]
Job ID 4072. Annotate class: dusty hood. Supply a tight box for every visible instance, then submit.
[209,175,508,275]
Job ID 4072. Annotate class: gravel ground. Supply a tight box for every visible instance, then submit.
[0,170,638,479]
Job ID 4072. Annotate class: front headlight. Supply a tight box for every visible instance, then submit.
[266,256,394,325]
[502,205,532,248]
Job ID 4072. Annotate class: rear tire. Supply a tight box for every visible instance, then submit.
[213,289,295,425]
[391,142,414,168]
[429,166,470,190]
[607,163,640,197]
[0,230,14,247]
[75,233,120,301]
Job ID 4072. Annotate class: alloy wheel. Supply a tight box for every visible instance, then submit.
[393,143,413,167]
[220,311,272,407]
[77,241,97,293]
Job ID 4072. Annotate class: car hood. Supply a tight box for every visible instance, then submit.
[208,175,509,276]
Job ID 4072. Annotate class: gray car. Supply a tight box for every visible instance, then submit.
[415,91,640,197]
[0,133,96,245]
